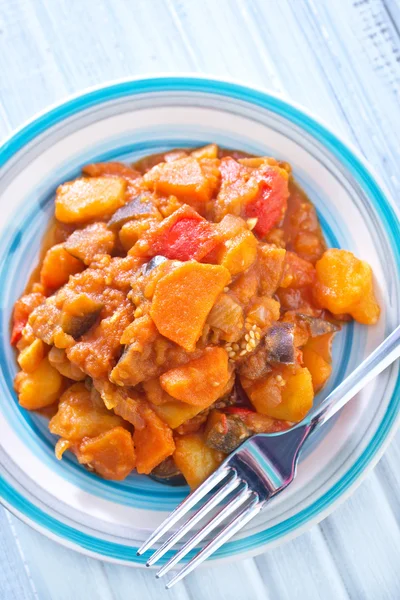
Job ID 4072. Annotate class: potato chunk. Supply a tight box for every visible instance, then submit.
[55,177,127,223]
[15,356,63,410]
[40,244,84,290]
[49,383,125,441]
[314,249,380,324]
[247,366,314,422]
[174,433,223,489]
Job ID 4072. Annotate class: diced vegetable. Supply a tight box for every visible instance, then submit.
[40,244,84,290]
[258,244,286,295]
[15,356,64,410]
[244,165,289,237]
[160,347,230,406]
[134,403,175,474]
[55,177,127,223]
[217,229,258,275]
[204,410,250,453]
[246,297,280,329]
[136,205,220,262]
[247,367,314,422]
[60,293,103,339]
[230,265,259,304]
[149,456,185,486]
[174,432,223,489]
[107,193,157,230]
[302,347,332,392]
[264,323,296,364]
[152,400,208,429]
[142,378,174,405]
[143,157,216,207]
[206,293,244,342]
[11,292,45,345]
[49,382,125,440]
[17,338,45,372]
[48,347,86,381]
[64,223,115,264]
[215,157,259,219]
[297,314,340,337]
[77,427,136,480]
[279,251,316,289]
[314,249,380,324]
[150,261,230,351]
[142,255,168,276]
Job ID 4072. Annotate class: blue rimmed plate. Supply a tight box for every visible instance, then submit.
[1,76,399,565]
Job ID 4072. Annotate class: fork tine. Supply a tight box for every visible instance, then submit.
[165,495,261,589]
[146,471,241,566]
[137,466,231,555]
[156,484,251,578]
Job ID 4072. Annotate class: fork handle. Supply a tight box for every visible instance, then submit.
[307,324,400,430]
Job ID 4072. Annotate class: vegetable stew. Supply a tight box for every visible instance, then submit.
[11,144,380,487]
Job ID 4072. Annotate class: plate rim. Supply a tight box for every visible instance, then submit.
[1,74,399,564]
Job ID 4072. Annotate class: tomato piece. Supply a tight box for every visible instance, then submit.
[245,168,289,237]
[10,292,45,345]
[152,215,219,261]
[155,217,218,261]
[10,318,27,345]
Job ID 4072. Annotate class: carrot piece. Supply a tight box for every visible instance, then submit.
[150,261,230,351]
[174,433,223,489]
[134,403,175,474]
[40,244,84,290]
[160,347,230,406]
[77,427,136,481]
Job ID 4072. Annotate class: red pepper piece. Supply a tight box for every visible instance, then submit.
[10,318,28,345]
[245,168,289,237]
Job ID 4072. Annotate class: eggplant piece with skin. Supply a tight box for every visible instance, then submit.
[149,456,186,486]
[107,194,156,230]
[60,308,102,339]
[205,410,251,453]
[60,295,104,339]
[64,223,115,265]
[297,314,340,337]
[141,255,168,276]
[264,322,296,364]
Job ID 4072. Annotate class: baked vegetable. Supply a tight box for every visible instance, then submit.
[11,147,380,485]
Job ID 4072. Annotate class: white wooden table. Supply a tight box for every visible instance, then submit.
[1,1,399,598]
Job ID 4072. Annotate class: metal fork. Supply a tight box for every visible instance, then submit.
[138,324,400,588]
